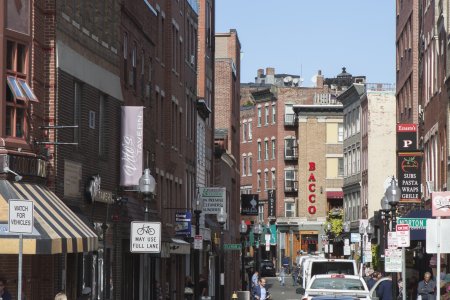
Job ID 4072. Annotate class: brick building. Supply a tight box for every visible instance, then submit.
[240,67,364,267]
[214,29,241,299]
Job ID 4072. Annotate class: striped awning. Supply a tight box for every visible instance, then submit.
[0,180,98,254]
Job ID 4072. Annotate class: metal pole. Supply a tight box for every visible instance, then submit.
[220,225,225,300]
[391,205,398,300]
[360,233,363,269]
[436,217,441,300]
[143,197,149,300]
[18,233,23,300]
[402,247,406,300]
[194,210,201,300]
[241,233,245,290]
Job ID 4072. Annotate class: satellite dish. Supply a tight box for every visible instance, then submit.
[311,75,318,85]
[284,76,293,83]
[293,78,299,84]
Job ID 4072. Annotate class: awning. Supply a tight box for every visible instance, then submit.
[0,180,98,254]
[169,238,190,255]
[327,191,343,199]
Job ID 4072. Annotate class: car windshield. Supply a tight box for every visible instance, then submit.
[310,278,365,291]
[310,262,355,276]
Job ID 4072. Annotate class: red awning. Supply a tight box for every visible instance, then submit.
[327,191,343,199]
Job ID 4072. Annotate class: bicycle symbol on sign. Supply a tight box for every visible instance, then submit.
[136,224,156,236]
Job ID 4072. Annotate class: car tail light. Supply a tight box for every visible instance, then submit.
[331,274,345,278]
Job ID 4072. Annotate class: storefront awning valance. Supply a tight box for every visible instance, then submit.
[0,180,98,254]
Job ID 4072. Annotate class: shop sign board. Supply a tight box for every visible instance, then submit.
[397,152,422,204]
[175,212,192,236]
[241,194,258,216]
[385,248,402,272]
[199,187,226,214]
[130,221,161,253]
[432,192,450,217]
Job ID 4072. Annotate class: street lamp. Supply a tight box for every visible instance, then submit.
[217,209,227,300]
[193,194,202,300]
[239,220,248,291]
[253,222,263,276]
[138,168,156,300]
[343,221,350,259]
[359,223,365,267]
[326,223,332,258]
[384,176,401,300]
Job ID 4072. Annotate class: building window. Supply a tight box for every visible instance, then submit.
[242,156,247,176]
[258,142,262,161]
[265,106,269,125]
[257,107,262,126]
[131,43,137,89]
[242,121,247,142]
[338,123,344,142]
[285,202,295,217]
[284,170,297,191]
[99,94,106,156]
[356,147,361,173]
[74,81,81,145]
[264,171,269,190]
[258,204,264,223]
[264,140,269,160]
[257,172,261,191]
[123,33,128,84]
[272,104,276,123]
[338,158,344,176]
[272,139,276,159]
[284,138,297,158]
[248,155,253,175]
[271,170,276,188]
[248,122,252,140]
[141,50,145,98]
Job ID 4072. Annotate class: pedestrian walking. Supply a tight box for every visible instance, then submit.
[199,274,209,298]
[292,263,299,286]
[0,278,12,300]
[418,272,436,300]
[252,277,272,300]
[377,274,393,300]
[184,276,194,300]
[278,265,286,286]
[367,272,378,290]
[251,270,259,289]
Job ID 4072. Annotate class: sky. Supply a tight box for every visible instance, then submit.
[216,1,396,86]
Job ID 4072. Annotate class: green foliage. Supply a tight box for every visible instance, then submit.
[243,100,254,107]
[325,208,343,236]
[371,244,380,270]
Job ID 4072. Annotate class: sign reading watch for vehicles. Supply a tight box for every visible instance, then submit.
[8,199,34,234]
[130,222,161,253]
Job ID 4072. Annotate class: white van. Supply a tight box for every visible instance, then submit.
[303,259,358,288]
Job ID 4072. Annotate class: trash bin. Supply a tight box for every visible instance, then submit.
[237,291,250,300]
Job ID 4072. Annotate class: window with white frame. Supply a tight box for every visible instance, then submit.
[257,171,261,191]
[272,104,276,123]
[242,156,247,175]
[285,202,296,217]
[338,123,344,142]
[248,155,253,175]
[264,170,269,190]
[356,108,360,133]
[284,138,297,158]
[338,158,344,176]
[248,122,252,140]
[265,106,269,125]
[272,139,276,159]
[356,147,360,173]
[258,142,262,161]
[271,170,276,188]
[264,140,269,160]
[242,121,247,142]
[257,107,262,126]
[284,169,297,191]
[258,204,264,223]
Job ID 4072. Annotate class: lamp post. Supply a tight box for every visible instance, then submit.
[384,176,401,300]
[139,168,156,300]
[217,209,227,300]
[343,221,350,259]
[326,223,332,258]
[253,222,263,275]
[366,223,373,264]
[359,223,365,268]
[239,220,248,291]
[193,196,202,300]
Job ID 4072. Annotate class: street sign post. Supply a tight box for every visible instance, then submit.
[385,248,402,272]
[8,199,34,300]
[194,235,203,250]
[130,222,161,253]
[224,243,241,251]
[387,232,398,248]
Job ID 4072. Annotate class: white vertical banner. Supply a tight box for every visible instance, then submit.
[120,106,144,186]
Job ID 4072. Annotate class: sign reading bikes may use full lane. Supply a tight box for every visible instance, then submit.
[130,222,161,253]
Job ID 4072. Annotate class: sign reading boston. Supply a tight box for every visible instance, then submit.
[120,106,144,186]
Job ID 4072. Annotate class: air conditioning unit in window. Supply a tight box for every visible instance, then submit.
[190,55,195,65]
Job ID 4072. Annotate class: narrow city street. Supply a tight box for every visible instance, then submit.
[263,277,300,300]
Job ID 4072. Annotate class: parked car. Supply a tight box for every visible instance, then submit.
[260,259,276,277]
[296,274,370,300]
[304,259,358,288]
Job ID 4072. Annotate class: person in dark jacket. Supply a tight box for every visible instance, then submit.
[252,278,272,300]
[417,272,436,300]
[0,278,12,300]
[367,272,379,290]
[377,276,393,300]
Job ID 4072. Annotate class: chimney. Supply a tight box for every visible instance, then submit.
[257,69,264,78]
[316,70,324,88]
[266,67,275,76]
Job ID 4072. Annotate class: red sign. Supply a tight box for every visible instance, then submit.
[432,192,450,217]
[308,162,317,215]
[396,224,410,231]
[397,124,417,132]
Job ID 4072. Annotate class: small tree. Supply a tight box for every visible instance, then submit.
[324,208,344,236]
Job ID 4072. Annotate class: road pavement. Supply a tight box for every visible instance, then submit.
[264,276,300,300]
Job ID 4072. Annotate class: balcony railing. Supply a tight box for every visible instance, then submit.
[284,180,298,193]
[284,114,296,126]
[284,148,298,160]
